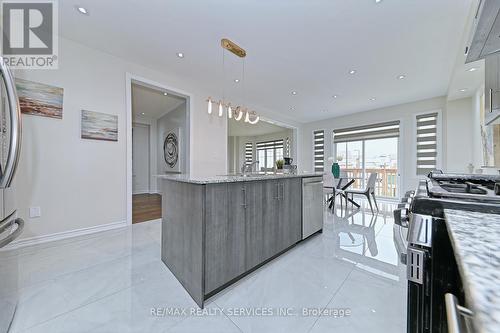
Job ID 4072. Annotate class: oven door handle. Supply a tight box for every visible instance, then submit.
[0,218,24,248]
[445,293,474,333]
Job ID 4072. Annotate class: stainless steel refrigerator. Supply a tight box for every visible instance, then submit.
[0,60,24,333]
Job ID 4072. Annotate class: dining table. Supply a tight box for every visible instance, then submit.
[324,176,361,210]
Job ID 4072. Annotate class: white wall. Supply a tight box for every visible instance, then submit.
[133,115,158,193]
[156,102,188,178]
[299,97,447,194]
[132,123,150,194]
[443,97,475,173]
[299,95,486,194]
[13,37,227,240]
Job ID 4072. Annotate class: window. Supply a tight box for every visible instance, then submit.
[313,130,325,172]
[245,142,253,164]
[333,121,400,198]
[256,139,284,171]
[416,113,438,175]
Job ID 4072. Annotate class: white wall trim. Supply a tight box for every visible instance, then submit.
[8,220,127,249]
[125,73,194,226]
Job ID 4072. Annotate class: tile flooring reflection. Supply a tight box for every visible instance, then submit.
[10,200,406,333]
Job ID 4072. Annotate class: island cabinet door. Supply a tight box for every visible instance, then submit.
[204,183,246,294]
[277,178,302,252]
[243,181,266,270]
[261,180,280,261]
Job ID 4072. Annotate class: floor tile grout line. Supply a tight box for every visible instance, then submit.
[19,229,161,290]
[212,300,246,333]
[20,284,136,331]
[305,264,356,333]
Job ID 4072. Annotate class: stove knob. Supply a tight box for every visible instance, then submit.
[394,208,409,227]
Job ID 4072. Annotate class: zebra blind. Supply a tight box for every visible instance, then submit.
[333,121,400,143]
[416,113,438,175]
[313,130,324,172]
[256,139,283,150]
[245,142,253,164]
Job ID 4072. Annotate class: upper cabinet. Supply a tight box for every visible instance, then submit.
[466,0,500,64]
[485,54,500,125]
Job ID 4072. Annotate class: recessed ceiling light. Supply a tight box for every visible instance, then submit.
[291,91,298,95]
[76,6,89,15]
[459,88,467,92]
[141,112,145,115]
[397,75,406,80]
[289,106,295,111]
[467,68,477,72]
[370,97,376,101]
[375,0,383,3]
[234,79,240,83]
[349,70,357,75]
[163,92,168,96]
[332,95,338,99]
[176,52,184,58]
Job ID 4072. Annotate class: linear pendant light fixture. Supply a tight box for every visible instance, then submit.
[206,38,259,124]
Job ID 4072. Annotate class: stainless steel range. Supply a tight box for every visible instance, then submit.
[394,172,500,333]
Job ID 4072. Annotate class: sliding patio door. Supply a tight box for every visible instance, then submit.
[333,121,400,198]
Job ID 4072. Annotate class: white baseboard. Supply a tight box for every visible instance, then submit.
[132,190,160,195]
[9,220,128,249]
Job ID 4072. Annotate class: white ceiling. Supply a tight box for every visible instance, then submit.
[132,84,185,119]
[229,119,288,137]
[60,0,474,123]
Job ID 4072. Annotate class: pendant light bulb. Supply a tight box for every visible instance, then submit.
[218,101,223,117]
[248,115,260,125]
[234,107,243,121]
[207,98,212,115]
[228,105,232,119]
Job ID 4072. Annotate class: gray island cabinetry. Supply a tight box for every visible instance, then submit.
[158,174,322,308]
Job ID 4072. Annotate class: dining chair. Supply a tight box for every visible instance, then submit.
[344,172,379,214]
[323,173,334,204]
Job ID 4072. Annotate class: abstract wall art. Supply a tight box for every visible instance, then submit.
[15,78,64,119]
[81,110,118,142]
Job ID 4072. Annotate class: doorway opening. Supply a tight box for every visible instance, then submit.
[129,78,190,224]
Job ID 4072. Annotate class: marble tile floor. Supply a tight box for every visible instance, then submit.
[9,199,406,333]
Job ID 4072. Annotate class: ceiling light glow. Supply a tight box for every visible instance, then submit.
[176,52,184,58]
[349,70,357,75]
[76,6,88,15]
[467,68,477,72]
[397,75,406,80]
[291,91,297,95]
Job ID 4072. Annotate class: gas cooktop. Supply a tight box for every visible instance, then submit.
[426,172,500,204]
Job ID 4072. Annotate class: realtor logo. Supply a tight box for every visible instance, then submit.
[1,0,58,69]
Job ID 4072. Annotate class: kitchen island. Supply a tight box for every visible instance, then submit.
[444,209,500,333]
[157,173,323,307]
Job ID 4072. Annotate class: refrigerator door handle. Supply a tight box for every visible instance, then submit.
[0,218,24,248]
[0,58,22,189]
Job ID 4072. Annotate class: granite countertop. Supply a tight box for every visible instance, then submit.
[155,173,322,184]
[444,209,500,333]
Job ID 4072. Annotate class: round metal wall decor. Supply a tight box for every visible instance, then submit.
[164,133,178,168]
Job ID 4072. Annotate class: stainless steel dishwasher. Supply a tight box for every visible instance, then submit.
[302,176,323,239]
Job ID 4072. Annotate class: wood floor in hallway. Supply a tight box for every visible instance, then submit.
[132,193,161,224]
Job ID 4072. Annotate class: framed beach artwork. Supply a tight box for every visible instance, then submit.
[15,78,64,119]
[163,128,181,173]
[81,110,118,142]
